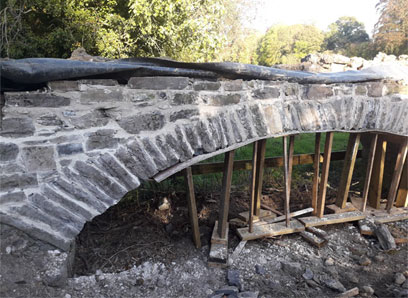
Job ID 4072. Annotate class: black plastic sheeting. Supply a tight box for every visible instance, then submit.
[0,57,386,92]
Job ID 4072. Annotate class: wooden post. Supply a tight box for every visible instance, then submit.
[283,136,290,226]
[184,167,201,248]
[336,133,361,209]
[288,135,295,188]
[395,159,408,208]
[361,134,378,212]
[386,138,408,212]
[316,132,334,218]
[368,136,387,209]
[254,139,267,217]
[218,150,235,238]
[312,133,321,216]
[249,142,258,233]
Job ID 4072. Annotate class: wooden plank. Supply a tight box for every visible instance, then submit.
[237,220,305,241]
[374,212,408,224]
[254,140,267,216]
[396,159,408,208]
[316,132,334,218]
[300,231,327,248]
[395,238,408,245]
[218,150,235,238]
[211,221,229,245]
[312,133,321,216]
[386,138,408,212]
[261,207,314,225]
[326,202,357,214]
[306,226,329,239]
[249,142,258,233]
[299,211,366,227]
[336,133,361,209]
[283,136,290,226]
[362,134,378,212]
[261,203,283,216]
[368,136,387,209]
[184,167,201,249]
[227,240,247,266]
[237,209,275,223]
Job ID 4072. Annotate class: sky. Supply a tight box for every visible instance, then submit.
[248,0,379,36]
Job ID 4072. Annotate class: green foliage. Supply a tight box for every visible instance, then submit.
[256,24,324,66]
[323,16,369,56]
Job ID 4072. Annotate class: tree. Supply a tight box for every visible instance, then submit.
[257,24,324,66]
[374,0,408,55]
[324,16,370,54]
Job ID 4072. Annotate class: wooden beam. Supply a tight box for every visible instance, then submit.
[299,211,366,227]
[184,167,201,248]
[386,138,408,212]
[262,207,314,225]
[368,136,387,209]
[336,133,361,209]
[283,136,290,226]
[249,142,258,233]
[218,150,235,238]
[316,132,334,218]
[312,133,321,216]
[395,159,408,208]
[254,139,267,216]
[237,220,305,241]
[361,134,378,212]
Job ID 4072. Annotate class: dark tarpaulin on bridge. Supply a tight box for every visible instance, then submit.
[0,57,388,92]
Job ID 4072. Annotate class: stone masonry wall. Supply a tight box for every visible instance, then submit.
[1,76,407,251]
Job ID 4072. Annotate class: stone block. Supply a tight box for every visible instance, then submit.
[37,114,63,126]
[182,124,201,153]
[128,77,189,90]
[249,105,268,136]
[354,85,367,96]
[0,192,27,205]
[115,147,150,180]
[0,163,25,174]
[142,138,169,170]
[304,85,333,99]
[252,87,280,99]
[263,105,283,134]
[79,88,124,103]
[79,79,118,86]
[117,112,164,134]
[57,143,84,156]
[68,110,109,129]
[0,173,38,192]
[86,129,118,151]
[155,135,179,167]
[174,127,194,161]
[207,94,241,106]
[368,82,384,97]
[171,92,198,105]
[127,140,159,177]
[193,81,221,91]
[219,112,235,146]
[5,92,70,107]
[197,120,217,153]
[283,85,298,96]
[0,143,19,162]
[223,80,243,91]
[0,118,35,138]
[48,81,79,91]
[21,146,56,171]
[170,109,199,122]
[236,106,256,138]
[125,91,156,102]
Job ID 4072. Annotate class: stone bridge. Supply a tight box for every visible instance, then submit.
[1,59,408,252]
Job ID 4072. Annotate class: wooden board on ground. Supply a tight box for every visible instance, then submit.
[211,221,229,245]
[306,226,328,239]
[326,202,357,214]
[352,196,408,223]
[237,209,275,223]
[227,241,247,266]
[237,220,305,241]
[298,211,366,227]
[300,231,327,248]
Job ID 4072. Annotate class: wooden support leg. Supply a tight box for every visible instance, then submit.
[312,133,321,216]
[386,138,408,212]
[336,133,361,209]
[362,134,378,212]
[316,132,334,218]
[283,136,290,226]
[184,167,201,248]
[368,136,387,209]
[249,142,259,233]
[395,159,408,208]
[218,150,235,238]
[254,139,267,217]
[288,135,295,188]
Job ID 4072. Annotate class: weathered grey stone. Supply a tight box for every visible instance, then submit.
[236,106,256,138]
[48,81,79,91]
[141,138,169,171]
[368,82,384,97]
[227,269,242,290]
[171,92,198,105]
[5,93,70,107]
[207,93,241,106]
[249,104,268,136]
[79,87,124,103]
[95,153,140,190]
[79,79,118,86]
[284,85,298,96]
[174,126,194,161]
[193,81,221,91]
[117,113,165,134]
[115,147,150,180]
[0,118,35,138]
[212,116,228,148]
[57,143,83,156]
[37,114,63,126]
[196,120,216,153]
[125,91,156,102]
[252,87,280,99]
[219,112,235,146]
[355,85,367,96]
[305,85,333,99]
[334,85,352,96]
[0,173,37,191]
[0,163,25,174]
[68,110,109,129]
[86,129,119,151]
[155,135,179,166]
[42,250,70,287]
[207,117,222,149]
[0,192,27,204]
[170,109,199,122]
[21,146,56,171]
[128,77,189,90]
[323,278,346,292]
[223,80,243,91]
[281,261,303,276]
[0,143,18,162]
[127,140,159,177]
[182,124,201,154]
[375,224,396,250]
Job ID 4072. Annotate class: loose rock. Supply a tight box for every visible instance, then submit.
[395,273,406,285]
[325,257,335,266]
